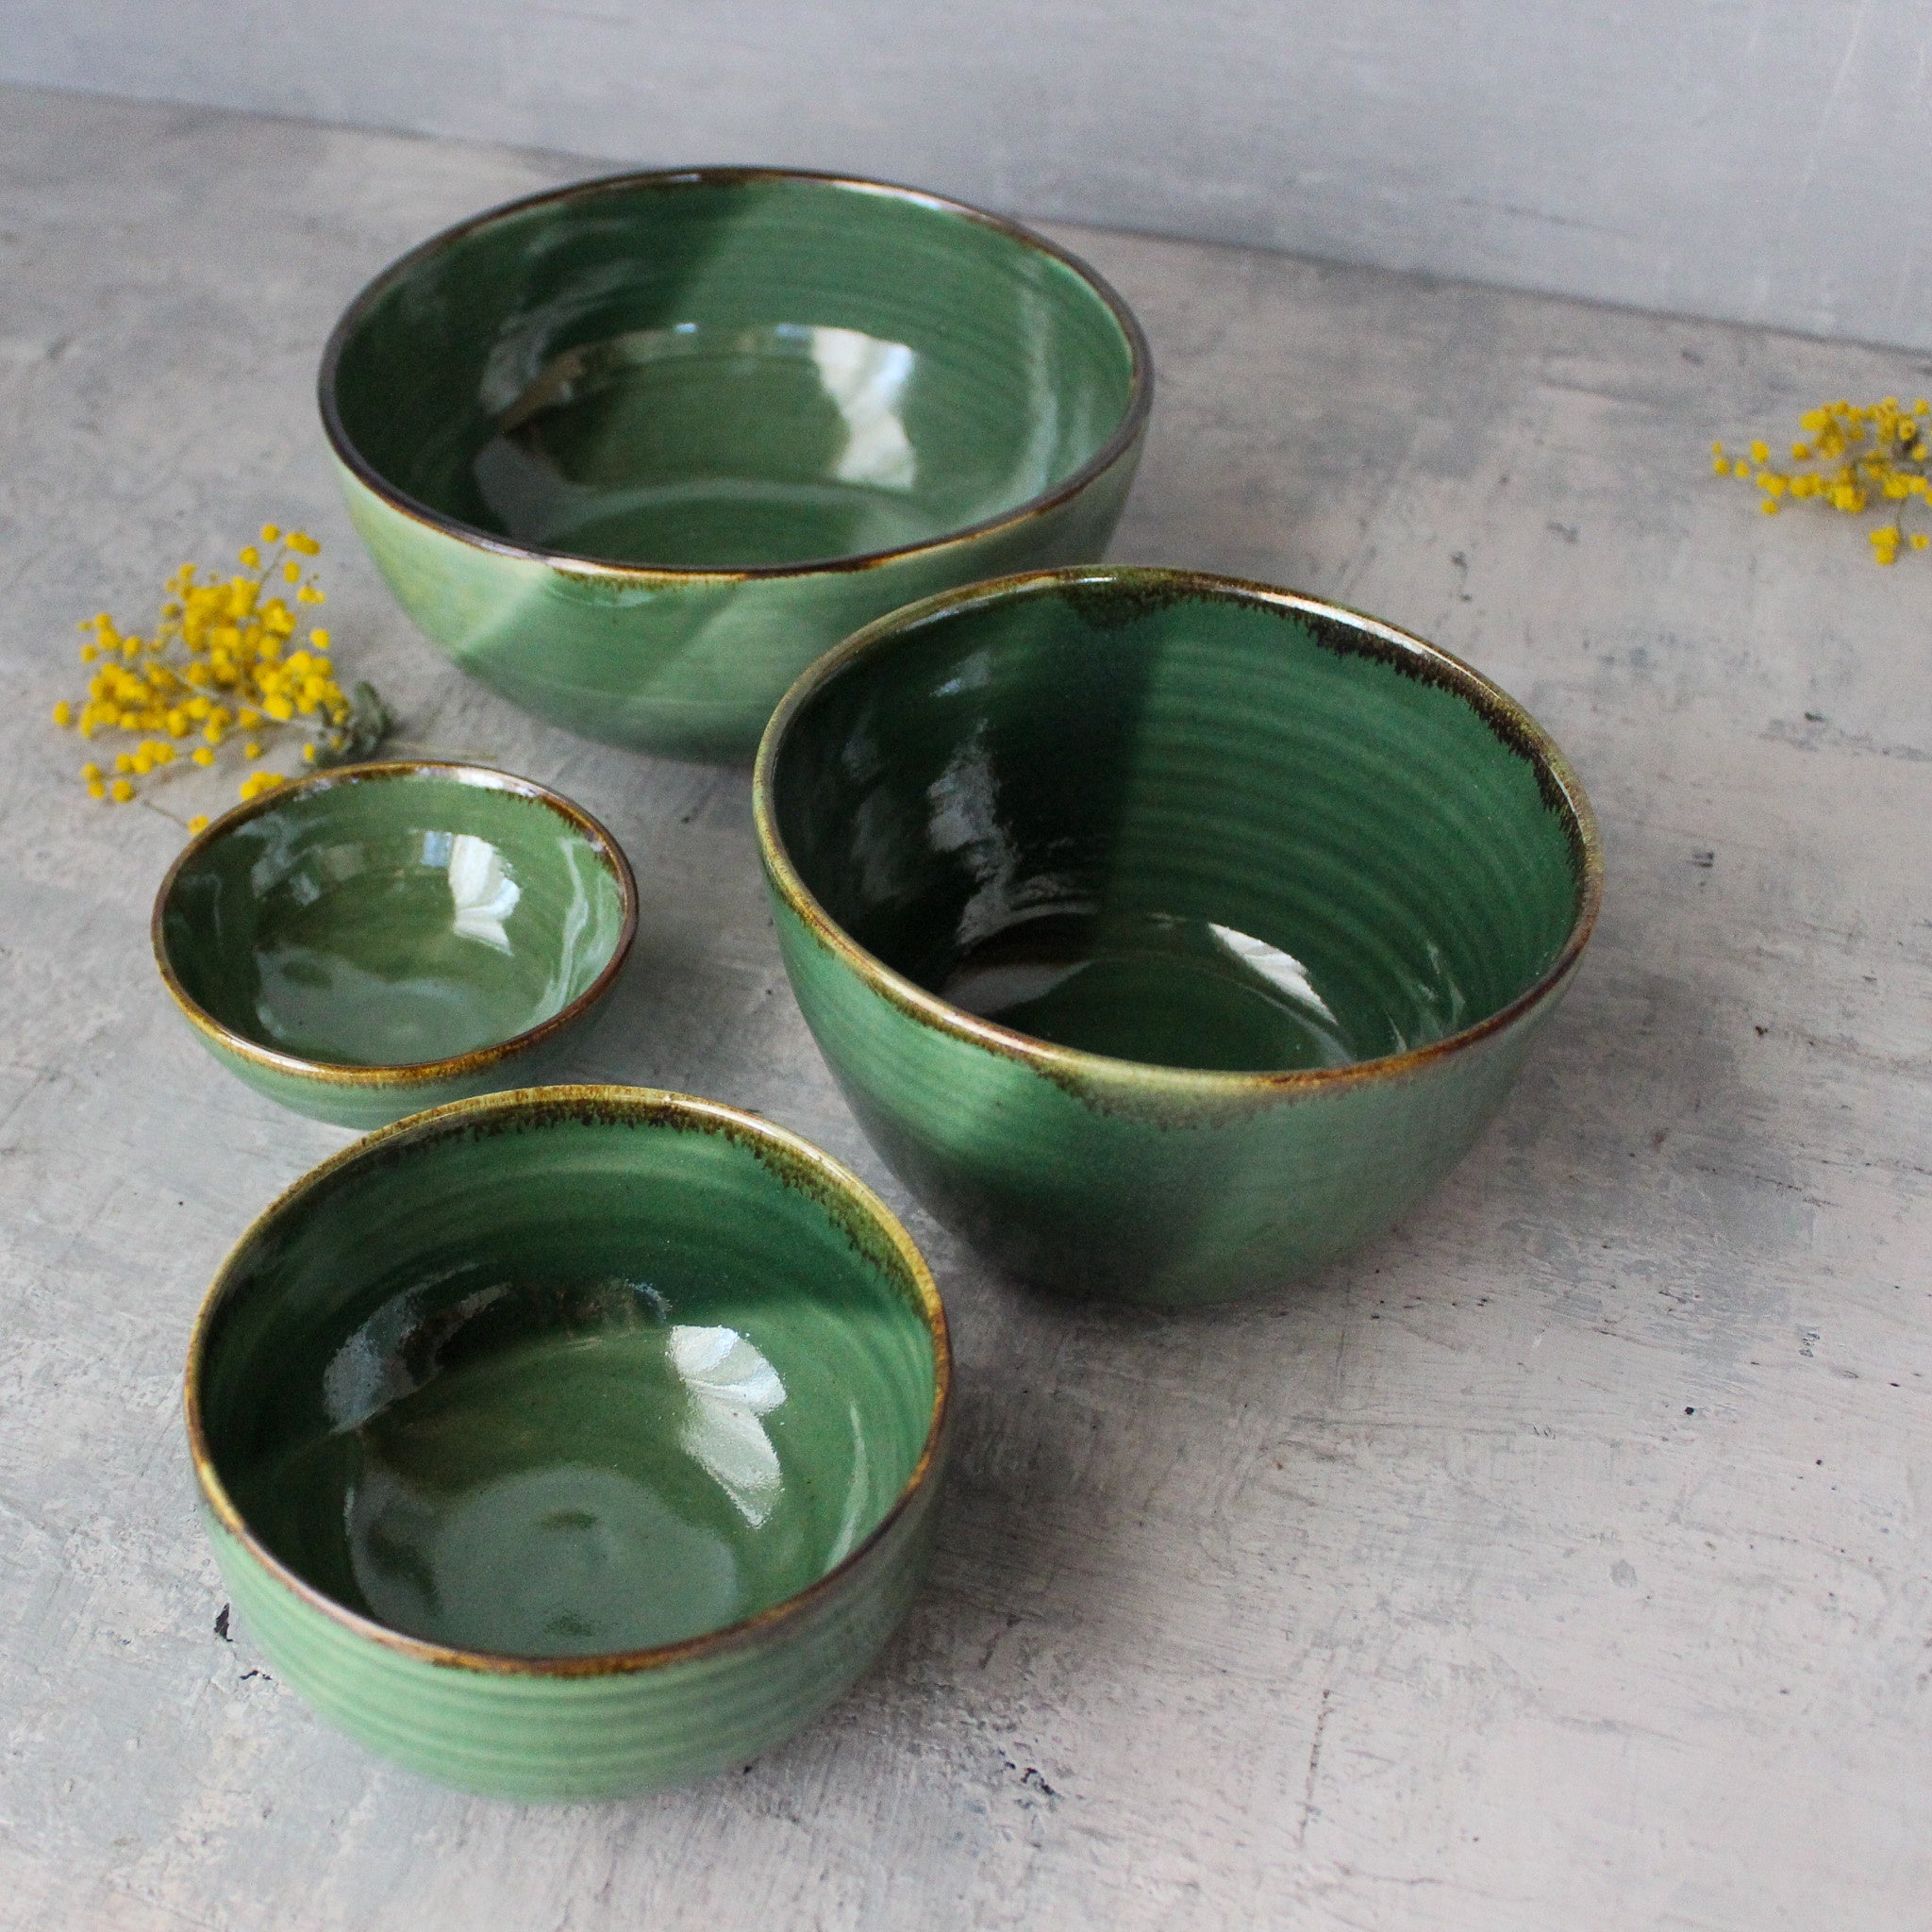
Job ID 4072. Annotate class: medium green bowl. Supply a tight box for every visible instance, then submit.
[153,761,637,1130]
[320,167,1152,761]
[756,567,1603,1307]
[186,1085,949,1800]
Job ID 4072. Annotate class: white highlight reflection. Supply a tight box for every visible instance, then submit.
[809,327,917,490]
[670,1324,786,1527]
[824,1402,871,1568]
[447,834,521,952]
[1208,924,1340,1024]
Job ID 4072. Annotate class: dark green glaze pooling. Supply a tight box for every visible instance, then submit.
[154,764,635,1129]
[756,568,1602,1306]
[321,169,1150,759]
[188,1088,948,1797]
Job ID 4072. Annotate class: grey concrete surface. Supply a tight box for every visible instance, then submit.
[7,2,1932,352]
[1,84,1928,1932]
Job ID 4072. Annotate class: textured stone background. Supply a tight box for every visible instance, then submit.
[8,2,1932,349]
[0,84,1927,1931]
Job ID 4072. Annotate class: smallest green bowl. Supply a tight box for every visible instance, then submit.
[153,761,637,1129]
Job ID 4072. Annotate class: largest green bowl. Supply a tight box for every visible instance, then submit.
[320,167,1151,760]
[756,567,1603,1307]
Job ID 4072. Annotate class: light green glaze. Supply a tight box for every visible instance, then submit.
[153,763,636,1130]
[187,1087,948,1799]
[756,568,1603,1307]
[321,169,1150,761]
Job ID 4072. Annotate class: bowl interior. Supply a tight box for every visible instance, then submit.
[195,1099,939,1658]
[161,770,630,1069]
[767,577,1591,1074]
[328,175,1141,570]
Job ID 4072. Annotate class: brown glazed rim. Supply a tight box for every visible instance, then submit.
[184,1084,952,1676]
[754,565,1606,1097]
[317,165,1154,582]
[151,761,640,1090]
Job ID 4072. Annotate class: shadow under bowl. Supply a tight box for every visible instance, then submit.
[321,167,1152,761]
[755,566,1603,1307]
[153,761,637,1129]
[186,1085,948,1800]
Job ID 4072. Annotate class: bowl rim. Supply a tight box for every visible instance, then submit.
[184,1083,952,1677]
[317,164,1154,582]
[151,759,640,1090]
[753,564,1605,1096]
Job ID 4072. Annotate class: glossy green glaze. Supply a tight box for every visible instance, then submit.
[187,1087,948,1799]
[756,568,1602,1306]
[322,169,1150,760]
[154,763,636,1130]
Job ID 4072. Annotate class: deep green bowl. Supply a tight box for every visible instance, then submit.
[153,761,637,1130]
[320,167,1152,761]
[756,567,1603,1307]
[186,1085,949,1800]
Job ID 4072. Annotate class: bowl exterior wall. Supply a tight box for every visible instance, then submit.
[205,1441,942,1799]
[336,441,1143,762]
[183,1024,567,1131]
[770,893,1580,1305]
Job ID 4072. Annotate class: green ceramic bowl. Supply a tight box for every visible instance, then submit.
[153,762,637,1130]
[319,168,1151,762]
[186,1085,949,1800]
[756,567,1603,1307]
